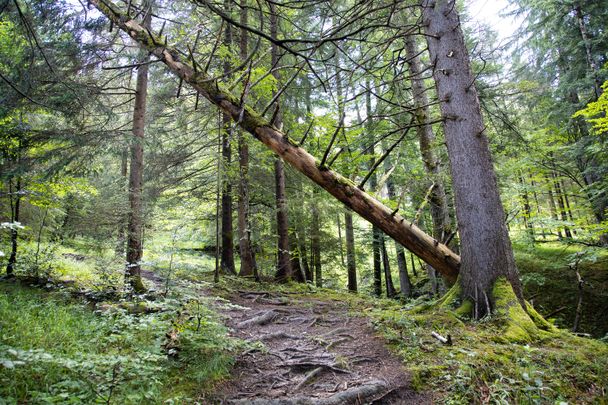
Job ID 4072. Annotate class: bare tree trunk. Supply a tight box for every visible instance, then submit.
[336,214,345,267]
[561,180,577,236]
[345,210,357,292]
[519,174,534,241]
[125,5,151,293]
[405,30,453,295]
[396,244,411,298]
[365,81,382,297]
[423,0,524,317]
[384,153,412,298]
[92,0,461,281]
[545,174,562,239]
[6,178,21,277]
[295,217,312,282]
[269,2,293,282]
[311,187,322,287]
[236,0,257,279]
[553,172,573,239]
[381,236,396,297]
[220,0,236,275]
[115,147,128,256]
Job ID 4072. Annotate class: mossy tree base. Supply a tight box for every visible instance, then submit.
[415,277,557,343]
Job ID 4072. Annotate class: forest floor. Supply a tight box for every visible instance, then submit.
[1,241,607,403]
[208,288,428,404]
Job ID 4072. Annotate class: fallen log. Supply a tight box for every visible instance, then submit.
[89,0,461,283]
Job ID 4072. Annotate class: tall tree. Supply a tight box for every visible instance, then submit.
[404,31,453,291]
[236,0,258,279]
[220,1,236,275]
[269,2,294,282]
[423,0,523,317]
[125,3,151,293]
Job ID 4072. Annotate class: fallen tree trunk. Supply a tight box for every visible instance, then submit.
[89,0,460,282]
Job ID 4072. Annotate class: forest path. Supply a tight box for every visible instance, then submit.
[210,289,428,404]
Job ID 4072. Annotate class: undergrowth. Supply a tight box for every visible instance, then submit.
[0,279,244,404]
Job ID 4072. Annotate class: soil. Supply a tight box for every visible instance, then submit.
[209,290,429,404]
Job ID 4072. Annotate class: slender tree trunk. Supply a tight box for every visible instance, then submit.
[236,0,257,279]
[365,81,382,297]
[396,244,411,298]
[336,214,345,267]
[384,154,412,298]
[410,252,418,278]
[93,0,462,281]
[345,210,357,292]
[405,32,452,245]
[545,174,562,239]
[519,174,534,241]
[553,172,573,238]
[115,147,128,256]
[405,29,453,295]
[295,217,312,282]
[220,1,236,275]
[6,178,21,276]
[574,4,602,98]
[311,187,322,287]
[270,2,293,281]
[561,180,577,236]
[381,236,396,297]
[530,174,546,240]
[423,0,524,317]
[125,5,151,293]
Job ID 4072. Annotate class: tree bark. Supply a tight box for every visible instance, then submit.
[405,30,452,294]
[270,2,293,282]
[311,187,322,287]
[220,0,236,275]
[381,236,396,297]
[345,210,357,292]
[365,81,383,297]
[423,0,523,317]
[236,0,257,279]
[518,174,534,241]
[91,0,461,281]
[6,178,21,276]
[552,172,573,239]
[125,4,151,293]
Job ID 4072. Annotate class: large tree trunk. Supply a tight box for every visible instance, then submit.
[422,0,523,317]
[236,0,257,279]
[91,0,461,281]
[125,5,151,293]
[345,210,357,292]
[269,2,293,282]
[220,1,236,275]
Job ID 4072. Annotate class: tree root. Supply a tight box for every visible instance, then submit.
[257,331,303,341]
[228,380,387,404]
[294,366,323,391]
[237,310,278,328]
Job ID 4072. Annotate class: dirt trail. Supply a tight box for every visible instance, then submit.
[211,290,428,404]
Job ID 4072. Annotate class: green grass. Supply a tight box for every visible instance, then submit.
[0,279,242,404]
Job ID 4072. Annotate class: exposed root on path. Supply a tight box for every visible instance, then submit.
[212,289,428,404]
[229,380,387,405]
